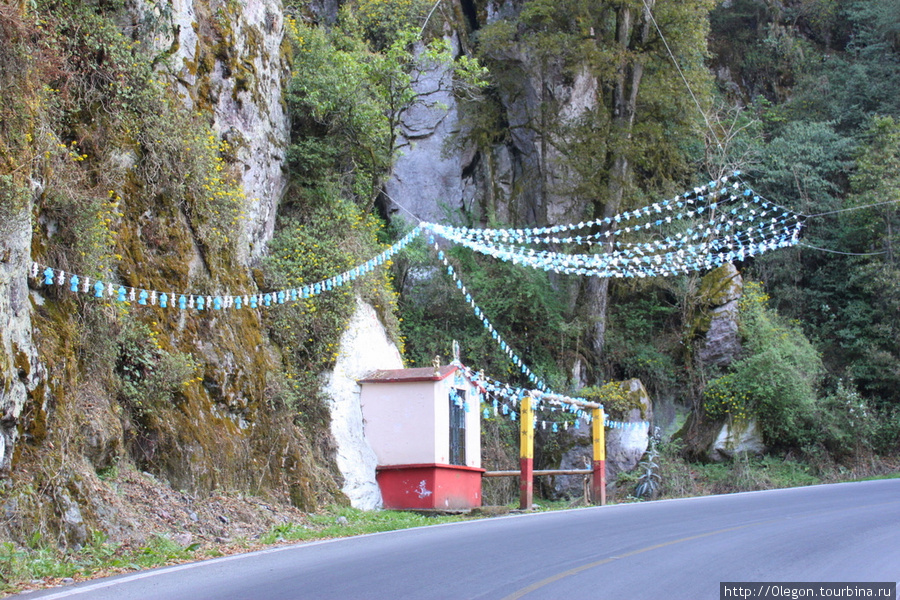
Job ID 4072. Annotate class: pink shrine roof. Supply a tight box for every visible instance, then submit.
[358,365,459,384]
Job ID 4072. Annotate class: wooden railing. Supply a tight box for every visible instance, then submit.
[484,394,606,510]
[483,469,592,477]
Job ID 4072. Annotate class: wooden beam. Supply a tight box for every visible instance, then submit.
[484,469,593,477]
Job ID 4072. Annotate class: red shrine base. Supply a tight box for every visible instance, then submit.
[376,464,485,510]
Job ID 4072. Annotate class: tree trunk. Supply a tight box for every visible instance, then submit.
[585,0,655,369]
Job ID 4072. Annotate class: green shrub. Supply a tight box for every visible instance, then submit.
[702,373,751,421]
[263,189,400,423]
[605,293,680,397]
[116,315,198,418]
[352,0,434,49]
[578,382,638,421]
[702,281,824,449]
[817,379,900,457]
[285,17,391,204]
[873,406,900,455]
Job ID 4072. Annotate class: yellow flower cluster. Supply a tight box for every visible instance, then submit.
[739,280,770,312]
[182,131,245,251]
[703,374,751,421]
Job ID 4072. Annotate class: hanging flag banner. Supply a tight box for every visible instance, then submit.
[32,173,802,314]
[455,361,649,433]
[424,177,803,280]
[32,227,423,313]
[30,174,798,436]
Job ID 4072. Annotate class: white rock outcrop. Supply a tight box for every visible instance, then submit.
[322,298,404,510]
[709,417,766,461]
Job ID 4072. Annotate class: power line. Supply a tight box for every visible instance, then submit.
[733,173,900,220]
[799,243,887,257]
[805,198,900,218]
[380,189,424,223]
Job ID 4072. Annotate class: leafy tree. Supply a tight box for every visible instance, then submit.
[830,117,900,404]
[784,0,900,132]
[352,0,433,50]
[286,11,485,213]
[285,18,393,209]
[471,0,716,378]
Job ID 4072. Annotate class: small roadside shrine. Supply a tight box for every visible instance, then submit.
[358,363,484,510]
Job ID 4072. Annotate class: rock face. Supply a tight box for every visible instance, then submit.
[321,299,404,510]
[386,12,598,231]
[709,417,766,461]
[695,264,743,367]
[146,0,290,262]
[0,204,42,475]
[553,379,653,498]
[0,0,321,538]
[384,35,473,225]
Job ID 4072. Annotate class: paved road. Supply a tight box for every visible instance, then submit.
[19,479,900,600]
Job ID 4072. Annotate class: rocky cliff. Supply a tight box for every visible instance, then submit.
[0,0,733,548]
[0,0,352,547]
[385,0,598,231]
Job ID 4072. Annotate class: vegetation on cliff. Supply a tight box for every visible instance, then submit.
[1,0,486,577]
[0,0,899,591]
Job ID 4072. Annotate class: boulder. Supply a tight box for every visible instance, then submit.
[552,379,652,498]
[695,264,743,367]
[604,379,654,482]
[385,25,599,234]
[709,417,766,461]
[58,490,88,549]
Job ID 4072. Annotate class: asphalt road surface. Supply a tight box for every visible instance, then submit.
[18,479,900,600]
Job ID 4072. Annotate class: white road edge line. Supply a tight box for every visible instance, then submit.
[18,479,897,598]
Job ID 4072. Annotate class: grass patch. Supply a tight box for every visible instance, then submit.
[0,533,204,595]
[0,506,478,594]
[1,507,476,594]
[690,455,820,494]
[259,506,471,544]
[636,443,825,502]
[853,471,900,482]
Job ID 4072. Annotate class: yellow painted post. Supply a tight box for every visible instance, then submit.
[519,393,534,510]
[591,407,606,506]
